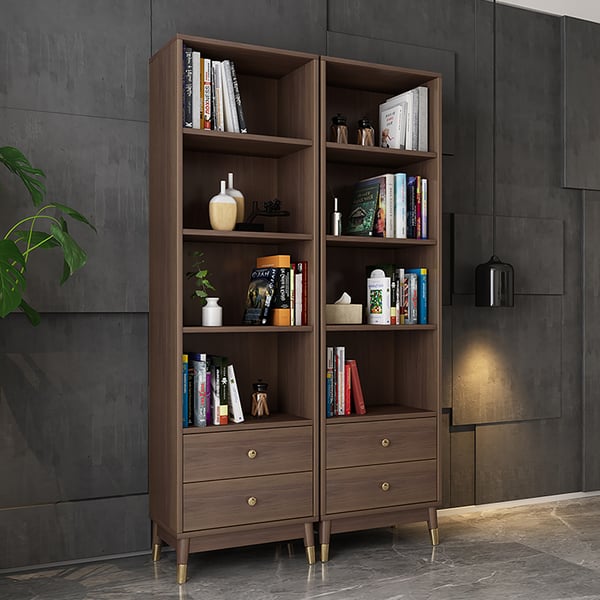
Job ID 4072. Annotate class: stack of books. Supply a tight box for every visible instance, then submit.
[325,349,366,417]
[378,86,428,152]
[183,44,247,133]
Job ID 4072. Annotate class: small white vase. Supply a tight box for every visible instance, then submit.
[202,297,223,327]
[209,180,237,231]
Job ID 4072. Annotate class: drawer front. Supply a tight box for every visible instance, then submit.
[184,426,312,482]
[326,460,437,514]
[327,418,436,468]
[184,471,313,531]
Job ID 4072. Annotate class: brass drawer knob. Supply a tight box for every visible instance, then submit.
[381,438,390,447]
[247,496,257,507]
[381,482,390,492]
[247,449,257,459]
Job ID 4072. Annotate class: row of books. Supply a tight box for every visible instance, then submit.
[325,348,366,417]
[183,45,247,133]
[379,85,428,152]
[346,173,428,239]
[243,255,308,326]
[367,265,428,325]
[182,353,244,428]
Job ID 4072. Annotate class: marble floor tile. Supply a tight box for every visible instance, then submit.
[2,496,600,599]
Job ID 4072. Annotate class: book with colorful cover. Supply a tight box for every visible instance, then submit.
[358,174,393,237]
[256,255,291,326]
[243,267,277,325]
[202,57,212,130]
[405,268,428,324]
[335,346,345,415]
[189,352,208,427]
[345,180,380,236]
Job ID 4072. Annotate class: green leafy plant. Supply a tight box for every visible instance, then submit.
[186,251,215,305]
[0,146,96,325]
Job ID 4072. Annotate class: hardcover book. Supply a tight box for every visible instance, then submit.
[229,61,247,133]
[367,269,391,325]
[182,354,189,427]
[256,255,291,326]
[346,359,367,415]
[379,98,407,149]
[182,45,193,128]
[345,180,380,236]
[405,267,428,324]
[189,352,208,427]
[243,267,277,325]
[227,363,244,423]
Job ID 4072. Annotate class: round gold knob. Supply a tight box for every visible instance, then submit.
[381,438,390,447]
[381,482,390,492]
[247,449,257,459]
[247,496,257,507]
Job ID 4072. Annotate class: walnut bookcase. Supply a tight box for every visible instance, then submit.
[149,35,319,584]
[318,56,442,561]
[149,35,441,584]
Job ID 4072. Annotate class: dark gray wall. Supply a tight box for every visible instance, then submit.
[0,0,598,569]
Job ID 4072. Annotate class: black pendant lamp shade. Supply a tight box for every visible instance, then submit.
[475,255,514,307]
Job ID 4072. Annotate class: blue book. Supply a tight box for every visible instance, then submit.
[405,268,427,324]
[182,354,189,428]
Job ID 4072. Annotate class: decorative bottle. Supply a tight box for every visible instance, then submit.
[226,172,245,223]
[209,180,237,231]
[202,297,223,326]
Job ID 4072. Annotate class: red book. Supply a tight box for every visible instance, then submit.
[347,359,367,415]
[344,362,351,415]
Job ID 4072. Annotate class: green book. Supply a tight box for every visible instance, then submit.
[344,180,380,236]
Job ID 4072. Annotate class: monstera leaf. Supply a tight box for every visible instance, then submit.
[1,146,96,325]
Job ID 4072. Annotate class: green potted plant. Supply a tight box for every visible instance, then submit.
[0,146,96,325]
[186,251,221,326]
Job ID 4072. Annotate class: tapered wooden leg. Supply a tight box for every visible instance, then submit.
[319,520,331,562]
[151,521,162,561]
[427,507,439,546]
[304,522,316,565]
[176,538,190,584]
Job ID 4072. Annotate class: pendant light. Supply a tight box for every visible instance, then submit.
[475,0,514,307]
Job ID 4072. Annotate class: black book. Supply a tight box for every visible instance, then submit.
[243,267,277,325]
[229,61,247,133]
[182,44,193,128]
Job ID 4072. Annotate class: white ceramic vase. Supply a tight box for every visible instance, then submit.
[226,171,245,224]
[202,297,223,326]
[209,180,237,231]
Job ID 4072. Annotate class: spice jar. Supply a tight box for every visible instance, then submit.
[357,117,375,146]
[330,113,348,144]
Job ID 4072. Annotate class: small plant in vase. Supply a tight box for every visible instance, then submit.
[186,251,221,326]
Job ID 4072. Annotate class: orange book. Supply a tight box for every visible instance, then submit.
[256,255,291,326]
[347,359,367,415]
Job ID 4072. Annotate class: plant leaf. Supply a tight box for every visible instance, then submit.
[0,146,46,207]
[0,239,27,317]
[50,222,88,283]
[51,202,97,232]
[12,229,59,249]
[19,298,40,326]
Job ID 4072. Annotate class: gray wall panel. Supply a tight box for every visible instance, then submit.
[450,425,475,508]
[0,495,149,570]
[0,0,150,121]
[476,417,581,503]
[584,191,600,490]
[442,306,453,409]
[0,314,148,508]
[562,17,600,191]
[151,0,327,55]
[453,295,562,425]
[0,108,148,313]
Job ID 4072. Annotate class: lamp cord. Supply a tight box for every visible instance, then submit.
[492,0,497,256]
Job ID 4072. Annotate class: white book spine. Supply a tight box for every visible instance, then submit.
[417,86,429,152]
[212,61,225,131]
[222,60,240,133]
[227,363,245,423]
[421,178,428,239]
[394,172,407,239]
[295,271,303,326]
[335,346,345,415]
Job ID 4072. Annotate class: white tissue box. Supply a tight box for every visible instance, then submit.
[325,304,363,325]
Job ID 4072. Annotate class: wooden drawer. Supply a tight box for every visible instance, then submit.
[326,417,436,469]
[184,471,313,531]
[184,426,312,482]
[326,460,437,514]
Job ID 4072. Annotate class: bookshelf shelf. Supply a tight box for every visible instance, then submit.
[326,142,435,167]
[325,234,436,248]
[183,229,313,244]
[183,325,313,334]
[325,324,436,333]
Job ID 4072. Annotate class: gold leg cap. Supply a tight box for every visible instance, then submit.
[320,543,330,563]
[152,543,161,562]
[306,545,316,565]
[429,527,440,546]
[177,564,187,585]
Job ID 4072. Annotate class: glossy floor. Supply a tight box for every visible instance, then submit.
[3,495,600,599]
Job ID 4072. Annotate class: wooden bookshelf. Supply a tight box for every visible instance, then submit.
[149,34,319,584]
[318,55,442,561]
